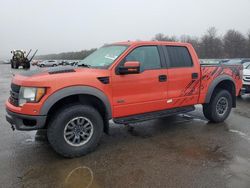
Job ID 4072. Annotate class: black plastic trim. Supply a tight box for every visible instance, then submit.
[6,109,46,131]
[113,106,195,124]
[40,86,112,119]
[97,77,110,84]
[205,75,236,106]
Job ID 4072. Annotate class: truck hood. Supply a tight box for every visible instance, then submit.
[18,66,76,77]
[243,69,250,76]
[12,66,110,88]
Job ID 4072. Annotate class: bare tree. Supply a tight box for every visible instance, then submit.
[180,35,201,56]
[247,31,250,57]
[223,29,247,58]
[199,27,223,58]
[152,33,177,42]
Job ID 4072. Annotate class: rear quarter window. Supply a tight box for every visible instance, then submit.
[165,46,193,68]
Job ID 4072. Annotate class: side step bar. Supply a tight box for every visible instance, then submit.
[113,105,195,124]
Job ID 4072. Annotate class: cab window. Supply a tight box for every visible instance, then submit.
[165,46,193,68]
[125,46,161,70]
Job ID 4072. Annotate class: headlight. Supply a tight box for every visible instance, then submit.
[18,87,46,106]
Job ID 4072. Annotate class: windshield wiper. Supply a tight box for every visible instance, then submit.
[77,63,91,68]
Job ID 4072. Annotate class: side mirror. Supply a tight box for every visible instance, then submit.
[118,61,140,75]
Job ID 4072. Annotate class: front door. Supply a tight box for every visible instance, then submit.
[111,46,168,118]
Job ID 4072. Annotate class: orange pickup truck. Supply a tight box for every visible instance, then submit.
[6,41,243,157]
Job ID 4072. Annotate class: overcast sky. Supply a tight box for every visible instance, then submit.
[0,0,250,59]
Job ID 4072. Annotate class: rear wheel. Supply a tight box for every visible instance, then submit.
[47,105,104,158]
[203,89,232,123]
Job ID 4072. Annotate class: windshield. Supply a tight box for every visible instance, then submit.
[247,64,250,70]
[78,45,128,68]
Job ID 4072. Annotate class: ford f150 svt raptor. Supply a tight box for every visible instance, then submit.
[6,41,243,157]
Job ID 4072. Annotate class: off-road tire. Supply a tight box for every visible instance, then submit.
[47,105,104,158]
[203,89,232,123]
[13,62,18,69]
[23,64,30,69]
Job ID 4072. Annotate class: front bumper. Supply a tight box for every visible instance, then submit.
[6,109,47,131]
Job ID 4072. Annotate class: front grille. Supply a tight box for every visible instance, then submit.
[9,83,20,106]
[11,83,20,93]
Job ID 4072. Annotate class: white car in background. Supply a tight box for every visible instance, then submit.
[38,60,59,67]
[242,64,250,95]
[243,62,250,68]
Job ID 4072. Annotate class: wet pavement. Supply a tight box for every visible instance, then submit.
[0,64,250,188]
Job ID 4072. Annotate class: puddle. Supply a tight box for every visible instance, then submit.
[19,165,100,188]
[64,166,94,188]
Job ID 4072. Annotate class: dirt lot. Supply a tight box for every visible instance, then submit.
[1,64,250,188]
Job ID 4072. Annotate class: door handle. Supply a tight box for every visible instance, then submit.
[192,73,199,79]
[159,75,167,82]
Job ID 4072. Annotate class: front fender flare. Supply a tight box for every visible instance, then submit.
[40,86,112,119]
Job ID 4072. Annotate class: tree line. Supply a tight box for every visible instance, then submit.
[153,27,250,59]
[37,27,250,60]
[37,49,96,60]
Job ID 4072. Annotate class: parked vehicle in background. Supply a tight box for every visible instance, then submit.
[241,59,250,64]
[60,60,79,66]
[241,64,250,95]
[219,59,229,64]
[60,60,70,66]
[31,60,42,66]
[3,60,10,64]
[10,49,38,69]
[38,60,59,67]
[6,41,243,158]
[243,62,250,68]
[222,59,250,65]
[69,61,79,66]
[200,59,229,65]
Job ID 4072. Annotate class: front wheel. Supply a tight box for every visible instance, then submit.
[47,105,103,158]
[203,89,232,123]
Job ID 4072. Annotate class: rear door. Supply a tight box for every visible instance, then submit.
[111,45,168,118]
[163,45,200,108]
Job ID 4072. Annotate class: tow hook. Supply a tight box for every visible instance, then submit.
[11,125,15,131]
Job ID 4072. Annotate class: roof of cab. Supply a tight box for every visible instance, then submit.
[113,41,191,47]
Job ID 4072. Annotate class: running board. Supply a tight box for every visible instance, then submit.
[113,106,195,124]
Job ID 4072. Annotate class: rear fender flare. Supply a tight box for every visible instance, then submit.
[205,75,236,104]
